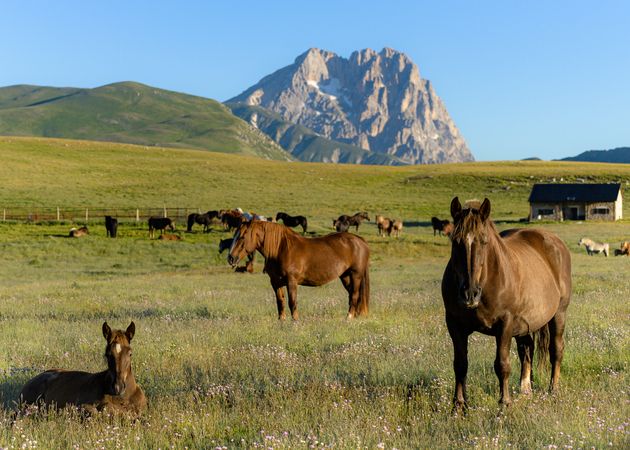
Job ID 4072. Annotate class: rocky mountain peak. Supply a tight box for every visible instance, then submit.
[229,47,473,164]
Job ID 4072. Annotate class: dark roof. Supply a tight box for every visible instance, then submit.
[529,183,621,203]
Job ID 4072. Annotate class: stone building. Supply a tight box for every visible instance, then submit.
[528,183,623,221]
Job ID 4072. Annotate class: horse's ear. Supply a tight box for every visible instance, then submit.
[125,322,136,342]
[480,198,491,222]
[450,197,462,219]
[102,322,112,341]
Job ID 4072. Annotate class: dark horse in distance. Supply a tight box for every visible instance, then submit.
[18,322,146,417]
[148,217,174,238]
[105,216,118,238]
[275,212,308,234]
[442,197,571,410]
[334,212,369,232]
[187,211,220,232]
[431,216,451,236]
[228,221,370,320]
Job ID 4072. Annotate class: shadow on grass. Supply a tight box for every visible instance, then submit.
[1,368,36,409]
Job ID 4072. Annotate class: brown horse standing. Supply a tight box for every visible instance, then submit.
[18,322,146,417]
[442,197,571,410]
[228,221,370,320]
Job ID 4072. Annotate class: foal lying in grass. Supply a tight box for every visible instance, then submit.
[19,322,146,418]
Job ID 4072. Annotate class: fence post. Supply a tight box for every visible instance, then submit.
[2,209,5,222]
[57,207,60,222]
[85,208,89,223]
[136,209,140,222]
[163,205,167,218]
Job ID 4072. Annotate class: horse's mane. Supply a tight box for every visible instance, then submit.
[451,200,497,243]
[255,221,295,259]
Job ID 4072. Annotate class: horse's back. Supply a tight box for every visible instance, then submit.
[19,369,99,407]
[291,232,369,272]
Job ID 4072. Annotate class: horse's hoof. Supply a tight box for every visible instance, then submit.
[451,401,468,416]
[278,314,286,321]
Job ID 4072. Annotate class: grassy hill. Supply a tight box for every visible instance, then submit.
[1,136,629,222]
[227,103,407,165]
[0,82,290,160]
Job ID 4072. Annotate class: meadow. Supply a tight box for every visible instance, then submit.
[0,137,628,448]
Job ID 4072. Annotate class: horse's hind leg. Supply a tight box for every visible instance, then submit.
[516,334,534,395]
[548,311,567,392]
[341,272,360,319]
[271,279,287,320]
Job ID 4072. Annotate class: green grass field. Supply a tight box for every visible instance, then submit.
[0,137,628,448]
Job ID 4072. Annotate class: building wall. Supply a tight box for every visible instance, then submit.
[615,191,623,220]
[585,201,616,221]
[530,203,562,221]
[529,187,623,222]
[531,199,621,221]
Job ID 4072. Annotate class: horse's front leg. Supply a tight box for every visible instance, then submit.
[447,319,469,412]
[270,278,287,320]
[495,319,513,405]
[516,334,534,395]
[286,279,299,320]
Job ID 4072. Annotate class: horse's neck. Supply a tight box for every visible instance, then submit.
[258,224,292,260]
[483,226,516,283]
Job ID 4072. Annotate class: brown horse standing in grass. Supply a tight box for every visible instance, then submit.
[442,197,571,410]
[18,322,146,417]
[228,221,370,320]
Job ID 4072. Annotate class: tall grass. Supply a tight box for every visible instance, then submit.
[0,138,628,448]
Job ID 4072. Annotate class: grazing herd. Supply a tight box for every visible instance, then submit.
[20,200,627,419]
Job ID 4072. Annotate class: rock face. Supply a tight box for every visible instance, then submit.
[229,48,474,164]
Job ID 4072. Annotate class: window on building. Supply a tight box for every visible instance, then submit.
[537,208,554,216]
[591,207,610,215]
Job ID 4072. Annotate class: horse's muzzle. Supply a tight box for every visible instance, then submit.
[112,380,126,396]
[460,286,482,309]
[227,254,239,267]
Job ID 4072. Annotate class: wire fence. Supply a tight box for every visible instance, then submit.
[0,206,207,224]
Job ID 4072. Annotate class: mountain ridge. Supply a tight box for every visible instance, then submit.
[228,47,474,164]
[226,102,408,165]
[561,147,630,164]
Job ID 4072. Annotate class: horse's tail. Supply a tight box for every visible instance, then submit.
[535,323,550,370]
[357,263,370,316]
[187,214,195,232]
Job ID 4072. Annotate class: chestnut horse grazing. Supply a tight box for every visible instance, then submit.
[442,197,571,410]
[19,322,146,417]
[228,221,370,320]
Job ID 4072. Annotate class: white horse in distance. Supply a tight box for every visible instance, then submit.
[578,237,609,257]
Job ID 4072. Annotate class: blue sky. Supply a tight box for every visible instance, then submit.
[1,0,628,161]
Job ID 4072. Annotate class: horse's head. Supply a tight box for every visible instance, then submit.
[360,212,370,221]
[227,222,260,267]
[449,196,492,309]
[275,212,283,222]
[578,238,586,246]
[102,321,135,396]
